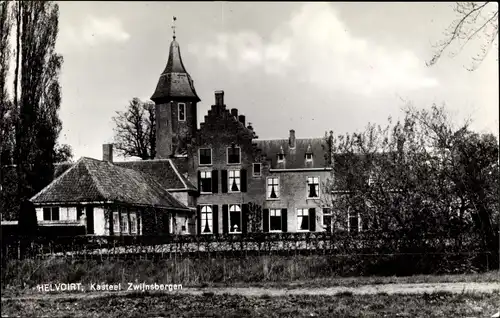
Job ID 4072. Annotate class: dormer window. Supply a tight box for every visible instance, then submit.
[277,153,285,163]
[178,103,186,121]
[305,153,313,161]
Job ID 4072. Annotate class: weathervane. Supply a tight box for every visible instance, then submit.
[172,16,177,40]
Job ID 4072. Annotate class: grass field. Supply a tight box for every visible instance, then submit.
[2,291,499,318]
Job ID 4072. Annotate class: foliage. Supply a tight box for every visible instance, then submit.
[429,2,498,70]
[54,143,73,163]
[0,1,63,220]
[247,202,263,233]
[324,104,499,253]
[112,98,156,160]
[2,291,500,318]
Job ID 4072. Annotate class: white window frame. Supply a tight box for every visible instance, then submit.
[199,148,212,166]
[113,212,120,234]
[297,208,310,232]
[120,212,129,234]
[200,170,213,194]
[228,169,241,193]
[277,153,285,163]
[306,176,320,199]
[269,209,282,233]
[201,205,213,234]
[169,214,174,234]
[227,147,241,164]
[322,207,333,232]
[305,153,313,162]
[266,177,280,200]
[347,209,362,233]
[368,173,375,186]
[252,163,261,177]
[183,218,190,234]
[229,204,242,234]
[43,206,60,221]
[130,212,138,234]
[178,103,186,121]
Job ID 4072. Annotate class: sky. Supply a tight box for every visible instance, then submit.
[52,2,499,161]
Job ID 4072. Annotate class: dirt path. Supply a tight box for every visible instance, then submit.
[2,282,499,301]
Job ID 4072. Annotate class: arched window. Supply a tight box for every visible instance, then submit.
[201,205,213,234]
[229,204,241,233]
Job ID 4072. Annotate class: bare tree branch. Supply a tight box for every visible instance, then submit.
[428,2,498,71]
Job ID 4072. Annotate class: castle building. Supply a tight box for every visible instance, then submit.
[26,32,337,236]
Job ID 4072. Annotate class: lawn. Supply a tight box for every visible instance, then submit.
[2,291,499,318]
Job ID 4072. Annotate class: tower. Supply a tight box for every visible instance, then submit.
[151,18,200,158]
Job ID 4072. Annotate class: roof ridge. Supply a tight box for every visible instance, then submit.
[83,158,111,200]
[134,167,189,210]
[115,158,172,163]
[255,137,324,141]
[168,159,188,189]
[30,157,85,202]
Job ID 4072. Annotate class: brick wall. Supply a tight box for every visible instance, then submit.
[187,92,333,234]
[264,170,331,232]
[155,101,198,159]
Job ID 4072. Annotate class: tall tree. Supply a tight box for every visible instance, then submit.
[112,98,156,160]
[12,1,63,205]
[428,2,498,71]
[0,0,12,198]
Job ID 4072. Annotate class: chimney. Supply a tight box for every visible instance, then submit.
[215,90,224,106]
[231,108,238,118]
[102,144,113,162]
[238,115,245,126]
[289,129,296,148]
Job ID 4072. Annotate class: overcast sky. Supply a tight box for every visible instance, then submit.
[54,2,499,161]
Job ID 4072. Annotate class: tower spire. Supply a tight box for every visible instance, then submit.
[172,16,177,40]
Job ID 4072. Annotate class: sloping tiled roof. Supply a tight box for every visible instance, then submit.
[54,162,73,178]
[151,39,200,103]
[254,138,330,169]
[53,159,196,192]
[30,157,190,210]
[115,159,196,191]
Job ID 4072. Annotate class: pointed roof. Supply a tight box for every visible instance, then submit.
[31,157,190,211]
[151,38,200,103]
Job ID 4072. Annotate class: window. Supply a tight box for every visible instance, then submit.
[323,208,332,233]
[266,177,280,199]
[130,212,138,234]
[307,177,320,198]
[229,204,242,233]
[306,153,313,161]
[121,213,129,234]
[227,146,241,164]
[297,209,309,231]
[348,209,361,234]
[182,218,189,233]
[113,212,120,234]
[201,205,213,234]
[269,209,282,232]
[178,103,186,121]
[277,153,285,163]
[253,163,261,177]
[199,148,212,165]
[228,170,240,192]
[200,171,212,193]
[368,173,375,186]
[43,207,59,221]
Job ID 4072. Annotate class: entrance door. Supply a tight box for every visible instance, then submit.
[86,206,94,234]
